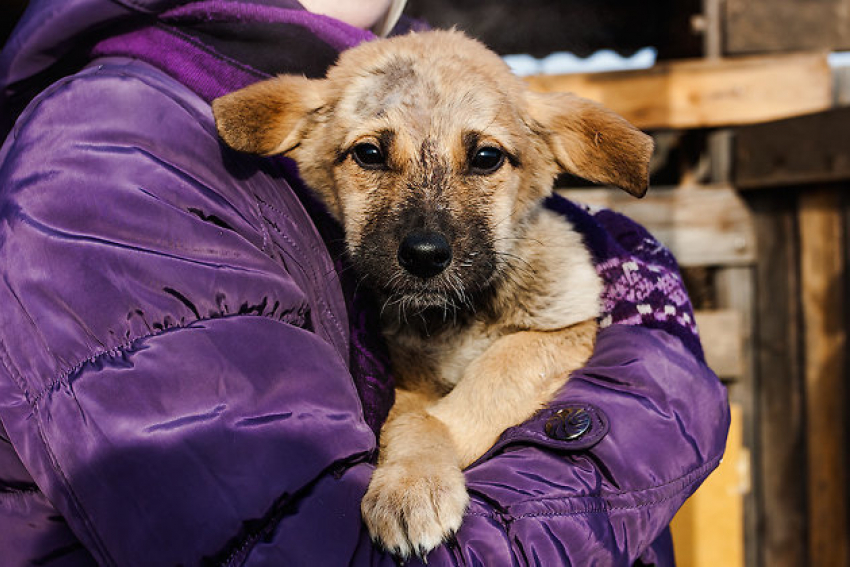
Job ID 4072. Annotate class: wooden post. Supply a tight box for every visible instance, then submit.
[749,191,807,567]
[798,188,849,567]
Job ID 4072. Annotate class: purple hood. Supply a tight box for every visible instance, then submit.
[0,2,727,565]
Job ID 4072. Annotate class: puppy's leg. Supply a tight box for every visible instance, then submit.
[361,389,469,559]
[428,319,597,468]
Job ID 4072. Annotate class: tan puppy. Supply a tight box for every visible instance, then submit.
[213,30,652,559]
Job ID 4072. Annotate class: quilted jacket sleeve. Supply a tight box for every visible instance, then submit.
[0,61,378,566]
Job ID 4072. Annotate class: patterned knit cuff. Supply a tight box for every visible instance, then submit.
[545,195,705,362]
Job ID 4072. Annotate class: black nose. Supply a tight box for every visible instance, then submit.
[397,231,452,279]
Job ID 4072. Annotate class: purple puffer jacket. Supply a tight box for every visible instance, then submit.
[0,1,729,565]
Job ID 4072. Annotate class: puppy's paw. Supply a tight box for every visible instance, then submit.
[362,459,468,560]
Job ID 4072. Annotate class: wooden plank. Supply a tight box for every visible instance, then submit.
[799,189,849,567]
[526,52,832,130]
[671,403,746,567]
[694,309,744,380]
[725,0,850,55]
[559,184,756,267]
[735,108,850,190]
[714,267,758,567]
[748,191,806,567]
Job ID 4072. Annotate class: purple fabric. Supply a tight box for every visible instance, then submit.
[90,9,400,435]
[546,197,704,360]
[0,1,728,565]
[92,26,267,102]
[161,2,376,50]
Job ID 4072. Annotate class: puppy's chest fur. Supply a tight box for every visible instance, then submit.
[383,209,602,394]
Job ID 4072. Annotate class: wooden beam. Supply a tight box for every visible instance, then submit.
[799,189,849,567]
[695,309,744,380]
[558,184,756,267]
[735,108,850,190]
[725,0,850,55]
[526,53,832,130]
[714,267,759,567]
[749,191,806,567]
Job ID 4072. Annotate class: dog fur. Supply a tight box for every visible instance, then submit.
[212,30,652,559]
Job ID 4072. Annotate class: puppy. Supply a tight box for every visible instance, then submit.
[212,30,652,559]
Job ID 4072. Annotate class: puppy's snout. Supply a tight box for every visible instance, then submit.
[398,231,452,279]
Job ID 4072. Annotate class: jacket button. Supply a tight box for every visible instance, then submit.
[545,407,592,441]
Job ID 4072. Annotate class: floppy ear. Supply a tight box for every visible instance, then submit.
[526,91,653,197]
[212,75,326,156]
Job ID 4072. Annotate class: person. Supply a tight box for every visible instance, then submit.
[0,0,729,565]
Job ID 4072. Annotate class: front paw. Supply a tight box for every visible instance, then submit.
[362,459,469,560]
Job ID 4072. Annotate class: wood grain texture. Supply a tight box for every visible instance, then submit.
[695,309,744,380]
[725,0,850,54]
[559,184,756,267]
[735,108,850,189]
[799,189,849,567]
[527,53,832,130]
[714,267,758,567]
[749,191,806,567]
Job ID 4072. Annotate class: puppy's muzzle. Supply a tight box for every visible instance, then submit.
[398,231,452,279]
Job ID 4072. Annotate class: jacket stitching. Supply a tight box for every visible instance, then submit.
[257,199,272,255]
[513,473,700,520]
[467,455,721,522]
[28,311,305,407]
[517,451,719,505]
[257,198,347,345]
[31,405,119,566]
[0,337,28,399]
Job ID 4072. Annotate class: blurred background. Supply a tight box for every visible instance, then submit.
[3,1,849,566]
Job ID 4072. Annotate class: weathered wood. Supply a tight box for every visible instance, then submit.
[526,52,832,130]
[725,0,850,55]
[735,108,850,190]
[671,403,746,567]
[799,189,849,567]
[748,191,806,567]
[559,184,756,267]
[701,0,723,59]
[714,267,758,567]
[694,309,744,380]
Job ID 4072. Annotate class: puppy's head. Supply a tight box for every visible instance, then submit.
[213,30,653,312]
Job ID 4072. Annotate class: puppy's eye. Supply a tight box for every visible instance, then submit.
[470,147,505,174]
[352,143,386,169]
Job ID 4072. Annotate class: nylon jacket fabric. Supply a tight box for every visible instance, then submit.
[0,1,729,565]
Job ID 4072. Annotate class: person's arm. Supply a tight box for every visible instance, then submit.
[0,60,378,566]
